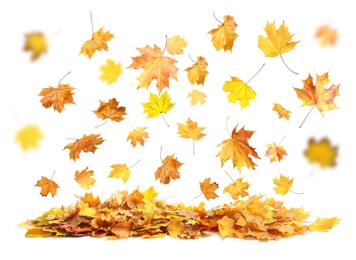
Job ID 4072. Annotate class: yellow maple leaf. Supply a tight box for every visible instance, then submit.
[273,174,293,195]
[127,127,149,147]
[15,125,44,151]
[223,177,250,200]
[79,27,114,58]
[315,25,339,47]
[99,59,123,85]
[142,186,158,201]
[74,167,96,190]
[177,118,206,155]
[166,35,187,55]
[272,103,291,120]
[142,91,175,118]
[167,219,184,238]
[304,137,338,168]
[208,14,238,52]
[187,90,206,106]
[265,142,287,162]
[108,164,131,183]
[217,216,244,239]
[309,217,340,232]
[223,76,256,109]
[185,56,209,86]
[23,32,47,61]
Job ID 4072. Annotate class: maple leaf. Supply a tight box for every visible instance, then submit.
[309,217,340,232]
[39,84,75,112]
[127,44,178,94]
[315,25,339,47]
[273,174,293,195]
[199,178,219,200]
[99,59,123,85]
[177,118,206,155]
[63,133,104,161]
[294,72,340,127]
[217,216,244,239]
[93,98,126,124]
[185,56,209,86]
[127,127,149,147]
[187,90,206,106]
[167,219,184,238]
[79,27,114,58]
[265,142,287,162]
[217,124,260,172]
[15,125,43,151]
[23,32,47,61]
[223,177,250,200]
[79,192,101,207]
[222,76,257,109]
[74,167,96,190]
[272,103,291,120]
[166,35,187,55]
[208,14,238,52]
[108,164,131,183]
[155,154,183,184]
[35,175,59,197]
[142,91,175,118]
[304,137,338,168]
[142,186,158,201]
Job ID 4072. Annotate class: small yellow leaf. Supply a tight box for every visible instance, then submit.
[223,76,256,109]
[142,91,175,118]
[304,137,338,168]
[223,178,250,200]
[208,15,238,52]
[265,142,287,162]
[108,164,131,183]
[187,90,206,106]
[15,125,44,151]
[309,217,340,232]
[273,174,293,195]
[99,59,123,85]
[272,103,291,120]
[74,167,96,190]
[166,35,187,55]
[185,56,209,86]
[23,32,47,61]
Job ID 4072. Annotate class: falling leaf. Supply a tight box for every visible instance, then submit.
[63,134,104,161]
[315,25,339,47]
[217,124,260,172]
[93,98,126,123]
[74,167,96,190]
[208,15,238,52]
[187,90,206,106]
[142,186,158,201]
[79,27,114,58]
[127,44,178,94]
[185,56,209,86]
[15,125,43,151]
[79,192,101,207]
[199,178,219,200]
[155,154,183,184]
[223,178,250,200]
[166,35,187,55]
[38,84,75,113]
[99,59,123,85]
[23,32,47,61]
[265,142,287,162]
[304,137,338,168]
[177,118,206,155]
[142,91,175,118]
[35,176,59,197]
[108,164,131,183]
[127,127,149,147]
[272,103,291,120]
[309,217,340,232]
[222,76,256,109]
[273,174,293,195]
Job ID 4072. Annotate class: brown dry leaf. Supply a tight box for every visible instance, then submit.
[155,154,183,184]
[39,84,75,113]
[208,15,238,52]
[166,35,187,55]
[185,56,209,86]
[223,178,250,200]
[187,90,206,106]
[23,32,47,61]
[304,137,338,168]
[108,164,131,183]
[272,103,291,120]
[79,27,114,58]
[199,178,219,200]
[93,98,126,123]
[63,134,104,161]
[315,25,339,47]
[273,174,293,195]
[74,167,96,190]
[35,176,59,197]
[265,142,287,162]
[127,127,149,147]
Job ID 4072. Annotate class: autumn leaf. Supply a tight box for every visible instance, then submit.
[74,167,96,190]
[208,14,238,52]
[309,217,340,232]
[273,174,293,195]
[63,133,104,161]
[177,118,206,155]
[265,142,287,162]
[99,59,123,85]
[223,76,256,109]
[108,164,131,183]
[223,177,250,200]
[39,84,75,113]
[187,90,206,106]
[185,56,209,86]
[35,175,59,197]
[167,219,184,238]
[23,32,47,61]
[304,137,338,168]
[93,98,126,124]
[79,27,114,58]
[199,178,219,200]
[15,125,43,151]
[142,91,175,119]
[127,127,149,147]
[315,25,339,47]
[217,124,260,172]
[166,35,187,55]
[217,216,244,239]
[272,103,291,120]
[294,72,340,127]
[128,44,178,94]
[142,186,158,201]
[155,154,183,184]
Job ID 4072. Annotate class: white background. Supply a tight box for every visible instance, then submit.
[1,0,355,259]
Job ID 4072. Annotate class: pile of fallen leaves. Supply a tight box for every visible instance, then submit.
[19,189,339,240]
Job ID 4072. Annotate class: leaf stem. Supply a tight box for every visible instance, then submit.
[193,140,195,156]
[161,113,170,127]
[188,54,196,64]
[94,118,108,128]
[212,13,222,24]
[194,192,203,199]
[279,54,298,75]
[126,115,135,130]
[57,71,71,87]
[162,35,168,55]
[289,189,304,195]
[299,104,316,128]
[278,135,286,146]
[225,116,231,137]
[90,11,94,35]
[128,159,141,169]
[50,171,56,180]
[224,170,235,184]
[159,146,163,162]
[245,63,265,85]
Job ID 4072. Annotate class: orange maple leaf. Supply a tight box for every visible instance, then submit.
[23,32,47,61]
[185,56,209,86]
[35,175,59,197]
[74,167,96,190]
[127,127,149,147]
[93,98,126,124]
[154,154,183,184]
[304,137,338,168]
[265,142,287,162]
[315,25,339,47]
[79,27,114,58]
[223,177,250,200]
[208,14,238,52]
[63,134,104,161]
[39,84,75,113]
[167,219,184,238]
[199,178,219,200]
[187,90,206,106]
[217,124,260,172]
[127,44,178,94]
[79,192,101,207]
[272,103,291,120]
[177,118,206,155]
